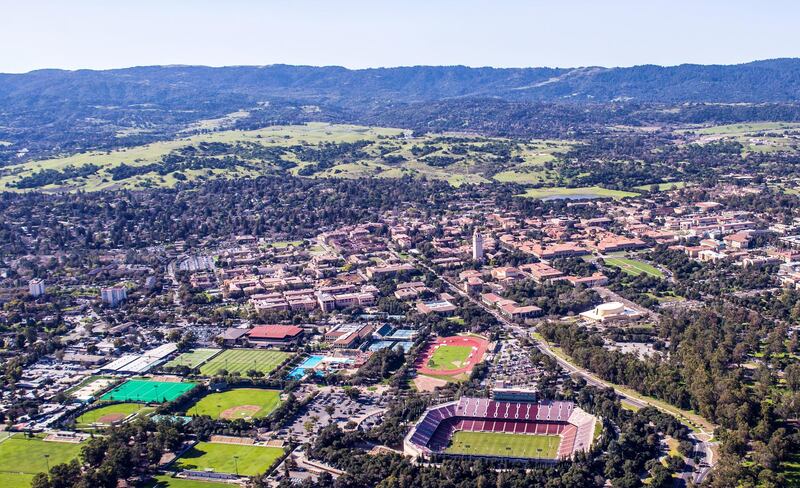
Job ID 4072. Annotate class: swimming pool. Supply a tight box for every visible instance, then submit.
[287,355,324,379]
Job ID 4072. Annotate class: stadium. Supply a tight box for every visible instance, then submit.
[404,389,598,462]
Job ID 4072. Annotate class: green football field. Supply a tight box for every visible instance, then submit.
[0,434,83,486]
[445,431,560,459]
[604,257,664,278]
[143,474,229,488]
[187,388,282,419]
[427,345,472,370]
[174,442,284,476]
[198,349,292,377]
[163,348,222,369]
[76,402,153,427]
[100,379,197,403]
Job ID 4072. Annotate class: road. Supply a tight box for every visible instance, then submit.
[402,251,716,484]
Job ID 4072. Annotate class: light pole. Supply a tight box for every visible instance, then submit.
[233,455,239,476]
[44,454,50,471]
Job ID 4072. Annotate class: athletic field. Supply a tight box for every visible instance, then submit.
[100,379,197,403]
[0,434,83,487]
[187,388,282,419]
[604,257,663,278]
[75,402,153,427]
[163,348,222,369]
[144,474,228,487]
[445,431,560,459]
[427,345,472,370]
[198,349,292,377]
[174,442,284,476]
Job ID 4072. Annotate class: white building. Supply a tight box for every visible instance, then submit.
[472,229,484,261]
[29,278,45,297]
[101,286,128,307]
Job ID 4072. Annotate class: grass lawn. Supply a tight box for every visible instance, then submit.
[76,402,153,427]
[187,388,282,419]
[445,431,560,459]
[427,345,473,370]
[633,181,692,192]
[163,348,222,369]
[175,442,284,476]
[604,257,664,278]
[0,434,83,485]
[100,379,197,403]
[516,186,639,201]
[199,349,292,377]
[781,453,800,487]
[142,474,230,488]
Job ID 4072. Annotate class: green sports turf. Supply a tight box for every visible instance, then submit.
[427,345,472,370]
[0,434,83,484]
[100,379,197,403]
[445,431,560,459]
[164,348,222,369]
[187,388,282,419]
[143,474,229,488]
[198,349,292,377]
[174,442,284,476]
[76,402,153,427]
[604,257,663,278]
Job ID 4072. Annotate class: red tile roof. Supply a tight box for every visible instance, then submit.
[248,325,304,340]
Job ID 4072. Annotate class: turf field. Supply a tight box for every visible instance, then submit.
[445,431,560,459]
[163,348,222,369]
[426,345,472,370]
[174,442,284,476]
[198,349,292,377]
[187,388,282,419]
[143,474,229,488]
[100,379,197,403]
[604,257,664,278]
[0,434,83,487]
[75,402,153,427]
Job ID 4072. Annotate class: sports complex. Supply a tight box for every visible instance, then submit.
[415,335,489,381]
[404,389,598,462]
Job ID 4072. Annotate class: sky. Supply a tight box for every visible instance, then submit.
[1,0,799,73]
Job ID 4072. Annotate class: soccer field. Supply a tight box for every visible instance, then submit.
[445,431,560,459]
[604,257,663,278]
[0,434,83,486]
[187,388,282,419]
[427,345,472,370]
[199,349,292,377]
[163,348,222,369]
[100,379,197,403]
[174,442,284,476]
[76,402,153,427]
[144,474,229,488]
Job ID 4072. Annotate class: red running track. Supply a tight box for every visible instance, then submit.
[416,335,489,376]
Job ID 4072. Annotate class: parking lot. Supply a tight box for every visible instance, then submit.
[278,386,389,443]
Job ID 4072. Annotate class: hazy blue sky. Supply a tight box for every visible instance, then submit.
[2,0,799,73]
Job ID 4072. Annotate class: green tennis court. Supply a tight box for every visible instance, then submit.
[100,379,197,403]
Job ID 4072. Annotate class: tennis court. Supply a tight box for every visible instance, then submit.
[100,379,197,403]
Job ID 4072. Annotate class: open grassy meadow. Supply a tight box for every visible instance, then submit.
[187,388,282,419]
[427,345,473,370]
[604,257,664,278]
[174,442,284,476]
[445,431,560,459]
[0,434,83,486]
[198,349,292,377]
[0,122,579,192]
[516,186,639,201]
